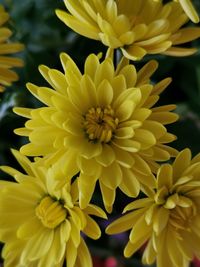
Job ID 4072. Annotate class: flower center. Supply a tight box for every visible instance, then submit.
[35,196,67,229]
[162,192,197,231]
[84,106,118,143]
[169,204,197,231]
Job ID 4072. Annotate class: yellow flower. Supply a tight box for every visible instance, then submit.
[0,5,24,92]
[0,150,106,267]
[14,53,178,212]
[106,148,200,267]
[56,0,200,60]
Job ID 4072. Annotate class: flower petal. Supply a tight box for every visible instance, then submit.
[95,144,115,167]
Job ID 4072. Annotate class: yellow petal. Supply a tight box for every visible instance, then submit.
[145,19,169,39]
[153,78,172,95]
[77,156,101,176]
[113,88,141,110]
[77,238,93,267]
[99,182,115,213]
[118,64,137,88]
[153,207,169,234]
[134,129,156,149]
[17,217,42,239]
[149,111,179,124]
[66,238,77,267]
[132,108,151,121]
[167,228,185,267]
[164,193,179,209]
[145,41,172,54]
[133,154,152,175]
[112,139,141,152]
[106,209,145,235]
[172,148,191,181]
[179,0,199,23]
[143,121,166,139]
[84,54,99,80]
[115,100,135,122]
[81,74,97,105]
[114,146,135,168]
[163,47,197,56]
[142,238,157,265]
[0,43,24,54]
[123,198,153,213]
[21,228,53,261]
[151,146,171,161]
[83,204,107,219]
[115,127,134,139]
[129,215,151,244]
[94,57,114,85]
[56,10,99,40]
[120,168,140,197]
[20,143,54,156]
[113,14,131,36]
[78,174,97,209]
[95,144,115,167]
[124,240,143,258]
[48,69,68,94]
[136,33,170,47]
[97,79,113,106]
[60,52,82,80]
[83,214,101,239]
[157,164,173,190]
[172,27,200,45]
[137,60,158,86]
[100,162,122,189]
[121,45,147,61]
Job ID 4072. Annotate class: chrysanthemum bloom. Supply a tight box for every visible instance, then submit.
[56,0,200,60]
[14,53,178,212]
[0,5,24,92]
[0,150,106,267]
[106,148,200,267]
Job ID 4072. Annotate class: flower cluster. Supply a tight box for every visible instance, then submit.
[0,1,200,267]
[0,5,24,92]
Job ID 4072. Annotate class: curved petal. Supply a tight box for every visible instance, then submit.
[95,144,115,167]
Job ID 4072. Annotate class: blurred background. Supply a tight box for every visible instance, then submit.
[0,0,200,266]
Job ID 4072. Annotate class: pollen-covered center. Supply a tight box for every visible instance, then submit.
[84,106,119,143]
[35,196,67,229]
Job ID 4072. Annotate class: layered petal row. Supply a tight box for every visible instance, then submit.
[56,0,200,60]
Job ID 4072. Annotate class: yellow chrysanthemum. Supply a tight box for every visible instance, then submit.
[106,148,200,267]
[0,5,24,92]
[0,150,106,267]
[14,53,178,212]
[56,0,200,60]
